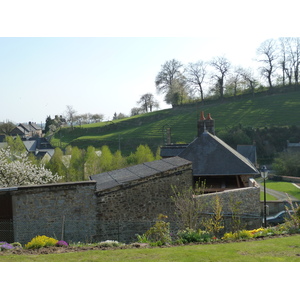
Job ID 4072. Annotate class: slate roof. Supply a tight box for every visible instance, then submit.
[178,131,259,176]
[160,144,189,157]
[90,156,192,192]
[237,145,257,166]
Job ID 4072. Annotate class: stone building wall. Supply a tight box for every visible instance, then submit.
[2,164,261,244]
[11,182,97,244]
[95,164,193,243]
[194,187,262,232]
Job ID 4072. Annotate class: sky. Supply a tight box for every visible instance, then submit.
[1,1,298,125]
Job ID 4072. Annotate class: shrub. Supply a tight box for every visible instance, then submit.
[56,240,69,247]
[0,241,15,251]
[222,230,254,240]
[25,235,58,249]
[98,240,124,247]
[177,228,212,244]
[143,214,172,246]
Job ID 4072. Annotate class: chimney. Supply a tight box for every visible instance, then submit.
[205,113,215,135]
[197,111,215,136]
[197,111,206,136]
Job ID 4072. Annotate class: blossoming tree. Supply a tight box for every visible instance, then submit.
[0,147,61,187]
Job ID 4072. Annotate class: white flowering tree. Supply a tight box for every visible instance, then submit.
[0,147,61,187]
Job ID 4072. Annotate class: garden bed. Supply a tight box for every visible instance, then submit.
[1,233,298,256]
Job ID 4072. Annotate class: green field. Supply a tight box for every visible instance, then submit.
[51,89,300,155]
[1,235,300,262]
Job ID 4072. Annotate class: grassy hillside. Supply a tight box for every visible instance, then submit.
[51,90,300,155]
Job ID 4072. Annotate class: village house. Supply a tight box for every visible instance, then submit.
[160,112,259,192]
[10,122,42,138]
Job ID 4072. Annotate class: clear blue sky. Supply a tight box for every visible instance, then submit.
[0,1,296,124]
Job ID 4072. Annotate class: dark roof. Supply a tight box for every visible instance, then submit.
[90,156,192,192]
[178,131,259,176]
[236,145,257,165]
[160,144,189,157]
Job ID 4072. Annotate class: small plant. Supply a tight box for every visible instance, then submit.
[136,234,150,243]
[25,235,58,249]
[142,214,172,246]
[56,240,69,247]
[98,240,124,247]
[177,228,212,244]
[202,196,224,237]
[0,241,15,251]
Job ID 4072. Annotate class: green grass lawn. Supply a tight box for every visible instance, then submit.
[260,191,277,201]
[1,235,300,262]
[266,181,300,200]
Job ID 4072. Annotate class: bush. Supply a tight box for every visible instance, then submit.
[177,228,212,244]
[0,241,15,251]
[98,240,124,247]
[25,235,58,249]
[140,214,172,246]
[56,240,69,247]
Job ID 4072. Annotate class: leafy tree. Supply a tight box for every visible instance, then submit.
[5,135,26,153]
[134,145,155,164]
[68,146,84,181]
[46,147,66,179]
[0,121,15,135]
[137,93,159,113]
[99,145,113,172]
[84,146,101,179]
[0,147,61,187]
[112,150,125,170]
[272,152,300,177]
[164,77,189,106]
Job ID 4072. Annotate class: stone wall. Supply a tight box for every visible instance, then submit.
[95,164,193,243]
[2,164,261,244]
[11,181,97,244]
[194,187,262,233]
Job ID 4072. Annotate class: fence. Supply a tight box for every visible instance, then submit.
[0,213,262,245]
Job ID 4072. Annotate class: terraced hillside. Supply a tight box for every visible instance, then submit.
[51,90,300,155]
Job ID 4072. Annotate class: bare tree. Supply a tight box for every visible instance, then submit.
[238,67,258,96]
[65,105,77,130]
[288,37,300,85]
[137,93,159,113]
[210,56,231,100]
[257,39,278,90]
[185,61,207,102]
